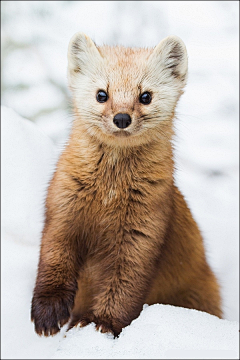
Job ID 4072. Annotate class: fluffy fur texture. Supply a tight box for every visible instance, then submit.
[31,33,222,337]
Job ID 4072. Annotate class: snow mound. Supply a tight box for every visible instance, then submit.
[1,105,57,245]
[52,304,239,359]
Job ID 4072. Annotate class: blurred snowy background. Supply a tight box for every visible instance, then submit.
[1,1,239,359]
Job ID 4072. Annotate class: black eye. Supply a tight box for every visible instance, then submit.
[139,92,152,105]
[96,90,108,103]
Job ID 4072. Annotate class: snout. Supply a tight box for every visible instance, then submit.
[113,113,131,129]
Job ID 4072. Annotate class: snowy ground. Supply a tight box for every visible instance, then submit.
[52,305,238,360]
[1,1,239,359]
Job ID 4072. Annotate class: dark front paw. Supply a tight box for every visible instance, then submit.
[68,313,122,338]
[31,293,74,336]
[95,317,116,336]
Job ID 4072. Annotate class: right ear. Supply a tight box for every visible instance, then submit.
[147,35,188,85]
[67,32,103,85]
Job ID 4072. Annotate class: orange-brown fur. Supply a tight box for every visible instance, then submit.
[31,33,222,337]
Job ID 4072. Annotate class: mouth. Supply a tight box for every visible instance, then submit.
[112,130,131,137]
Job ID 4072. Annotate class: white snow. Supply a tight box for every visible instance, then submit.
[1,106,57,245]
[52,305,239,359]
[1,1,239,359]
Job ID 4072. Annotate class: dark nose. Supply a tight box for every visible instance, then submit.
[113,113,131,129]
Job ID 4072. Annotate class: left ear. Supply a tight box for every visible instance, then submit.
[67,32,103,87]
[148,35,188,84]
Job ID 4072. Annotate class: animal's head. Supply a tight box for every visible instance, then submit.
[67,32,188,147]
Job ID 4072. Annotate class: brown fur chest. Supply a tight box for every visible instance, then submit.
[55,142,173,257]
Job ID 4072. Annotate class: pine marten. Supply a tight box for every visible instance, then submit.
[31,32,222,337]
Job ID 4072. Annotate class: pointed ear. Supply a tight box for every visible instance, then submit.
[67,32,103,85]
[148,35,188,84]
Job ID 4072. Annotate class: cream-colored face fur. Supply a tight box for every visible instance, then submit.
[68,32,188,147]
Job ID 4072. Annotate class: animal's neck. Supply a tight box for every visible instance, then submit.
[66,126,174,184]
